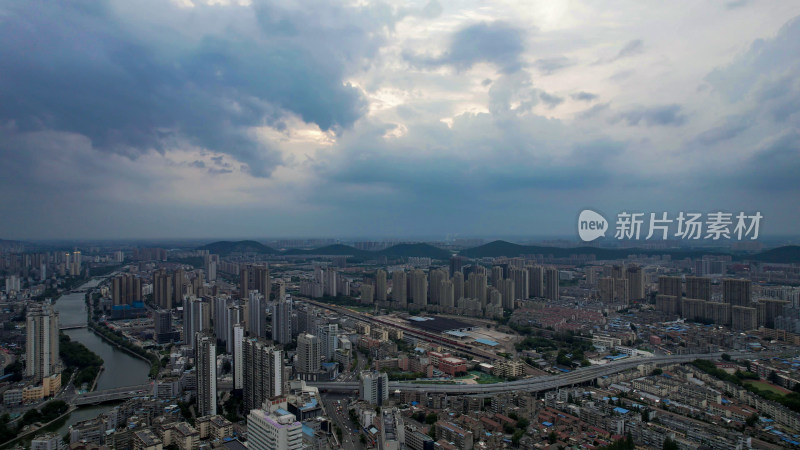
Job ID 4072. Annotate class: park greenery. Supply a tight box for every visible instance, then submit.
[59,333,103,387]
[0,400,70,445]
[88,322,161,378]
[515,330,593,367]
[692,359,800,413]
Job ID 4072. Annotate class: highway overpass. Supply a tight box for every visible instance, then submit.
[307,351,763,395]
[73,383,153,406]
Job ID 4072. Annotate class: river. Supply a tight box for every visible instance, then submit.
[52,277,151,437]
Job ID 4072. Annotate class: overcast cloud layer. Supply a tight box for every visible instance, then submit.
[1,0,799,240]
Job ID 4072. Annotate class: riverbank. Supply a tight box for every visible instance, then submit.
[48,279,150,441]
[86,323,153,366]
[80,276,161,378]
[0,405,76,450]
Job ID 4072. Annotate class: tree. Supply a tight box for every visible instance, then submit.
[512,429,524,446]
[721,353,731,361]
[503,423,515,434]
[746,413,759,427]
[548,431,558,444]
[768,371,780,384]
[651,368,663,376]
[425,412,438,425]
[663,437,679,450]
[516,418,529,430]
[221,359,232,375]
[360,434,367,444]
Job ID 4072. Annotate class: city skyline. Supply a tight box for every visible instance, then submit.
[1,1,799,240]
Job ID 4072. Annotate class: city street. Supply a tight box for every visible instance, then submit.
[322,395,362,450]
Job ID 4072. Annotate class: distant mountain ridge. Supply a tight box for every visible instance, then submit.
[197,239,800,263]
[459,240,800,264]
[749,245,800,264]
[198,240,277,256]
[197,241,452,260]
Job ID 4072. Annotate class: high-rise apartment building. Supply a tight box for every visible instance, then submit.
[360,284,374,305]
[153,269,172,310]
[296,333,321,378]
[625,265,645,302]
[452,272,464,302]
[316,324,338,361]
[195,332,217,416]
[184,297,210,350]
[212,296,229,343]
[440,280,455,309]
[409,270,428,308]
[544,267,559,302]
[112,274,142,306]
[491,266,504,288]
[375,269,387,302]
[248,292,266,338]
[686,276,712,301]
[225,304,244,353]
[233,324,245,390]
[723,278,752,308]
[173,268,185,307]
[528,265,544,298]
[360,371,389,406]
[247,403,302,450]
[240,266,250,300]
[658,276,682,298]
[428,268,447,306]
[26,303,59,382]
[243,339,284,412]
[153,309,173,344]
[391,271,407,307]
[449,255,469,277]
[271,299,292,345]
[254,265,271,300]
[500,278,515,310]
[509,267,529,300]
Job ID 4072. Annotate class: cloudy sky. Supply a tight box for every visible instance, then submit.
[1,0,799,240]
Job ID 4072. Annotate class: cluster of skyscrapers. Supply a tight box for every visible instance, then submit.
[350,261,561,317]
[655,276,787,331]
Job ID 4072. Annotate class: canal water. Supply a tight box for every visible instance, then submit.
[52,277,151,437]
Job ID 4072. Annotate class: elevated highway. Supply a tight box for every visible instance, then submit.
[308,351,767,395]
[73,383,153,406]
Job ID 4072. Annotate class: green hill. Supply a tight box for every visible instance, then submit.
[198,240,277,256]
[197,239,800,264]
[458,240,724,260]
[749,246,800,264]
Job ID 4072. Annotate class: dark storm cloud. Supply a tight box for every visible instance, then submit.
[725,0,751,9]
[594,39,644,65]
[405,21,527,73]
[533,57,574,74]
[694,13,800,204]
[577,103,611,119]
[613,104,687,126]
[616,39,645,58]
[539,92,564,108]
[706,16,800,106]
[734,131,800,191]
[571,92,598,102]
[0,0,381,176]
[693,116,750,145]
